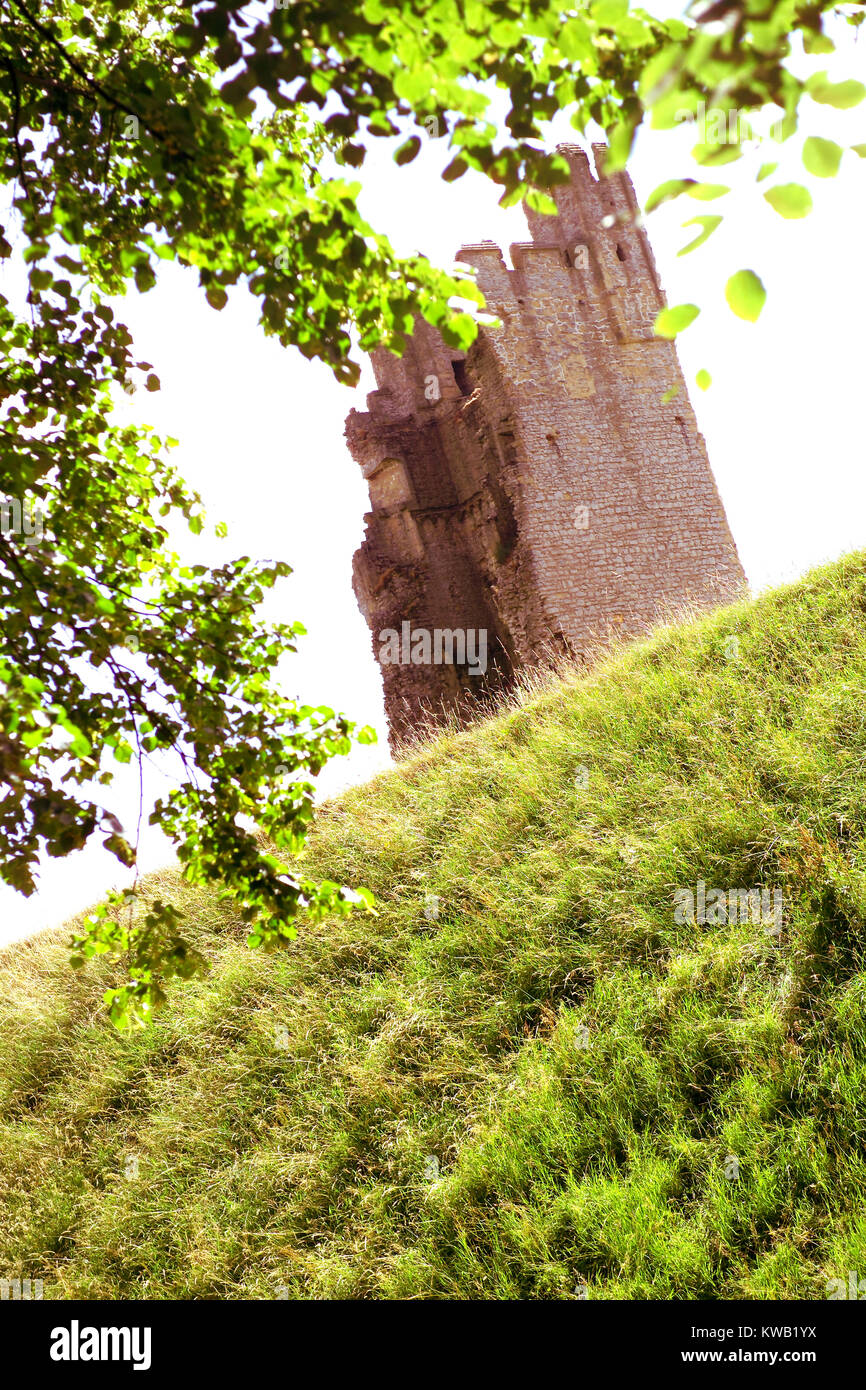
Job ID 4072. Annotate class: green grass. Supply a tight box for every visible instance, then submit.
[4,552,866,1300]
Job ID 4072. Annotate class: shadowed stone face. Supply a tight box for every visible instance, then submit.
[345,143,746,749]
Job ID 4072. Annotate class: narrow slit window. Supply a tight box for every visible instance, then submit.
[452,360,471,396]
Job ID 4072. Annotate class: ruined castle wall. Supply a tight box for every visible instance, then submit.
[458,145,744,652]
[346,143,746,745]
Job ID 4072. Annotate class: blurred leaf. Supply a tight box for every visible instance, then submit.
[653,303,700,339]
[677,214,722,256]
[806,74,866,109]
[687,183,729,201]
[725,270,767,322]
[802,136,843,178]
[764,183,813,218]
[645,178,696,213]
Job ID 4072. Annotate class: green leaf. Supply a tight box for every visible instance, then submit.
[440,311,478,350]
[806,74,866,110]
[770,111,798,143]
[677,214,722,256]
[490,19,522,45]
[687,183,729,201]
[763,183,812,219]
[692,142,742,167]
[802,137,843,178]
[604,118,635,173]
[644,178,695,214]
[653,304,700,339]
[803,31,835,56]
[696,369,712,391]
[558,17,593,61]
[525,187,558,215]
[725,270,766,322]
[393,69,432,104]
[591,0,629,23]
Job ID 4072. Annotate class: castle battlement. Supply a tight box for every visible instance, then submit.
[345,142,745,746]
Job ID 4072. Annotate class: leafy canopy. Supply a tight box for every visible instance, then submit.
[0,0,863,1024]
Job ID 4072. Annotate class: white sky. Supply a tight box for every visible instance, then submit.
[1,8,865,946]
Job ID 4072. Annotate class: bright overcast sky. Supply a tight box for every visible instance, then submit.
[1,5,865,946]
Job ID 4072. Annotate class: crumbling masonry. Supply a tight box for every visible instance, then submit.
[346,143,746,746]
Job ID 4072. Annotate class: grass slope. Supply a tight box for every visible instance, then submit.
[4,554,866,1300]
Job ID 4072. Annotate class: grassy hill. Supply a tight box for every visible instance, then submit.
[3,553,866,1300]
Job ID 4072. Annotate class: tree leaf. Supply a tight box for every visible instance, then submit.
[725,270,767,322]
[644,178,695,213]
[653,303,700,339]
[394,136,422,166]
[802,136,843,178]
[686,183,729,201]
[677,214,723,256]
[764,183,813,218]
[442,156,468,182]
[806,74,866,109]
[692,142,742,167]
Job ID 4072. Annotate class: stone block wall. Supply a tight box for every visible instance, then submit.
[345,143,746,746]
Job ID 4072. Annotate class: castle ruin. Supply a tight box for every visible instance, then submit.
[345,143,745,746]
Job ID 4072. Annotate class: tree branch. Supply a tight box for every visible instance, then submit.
[7,0,194,163]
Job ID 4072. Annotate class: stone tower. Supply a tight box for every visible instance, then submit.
[346,143,745,746]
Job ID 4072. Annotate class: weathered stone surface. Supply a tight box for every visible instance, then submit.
[346,143,746,747]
